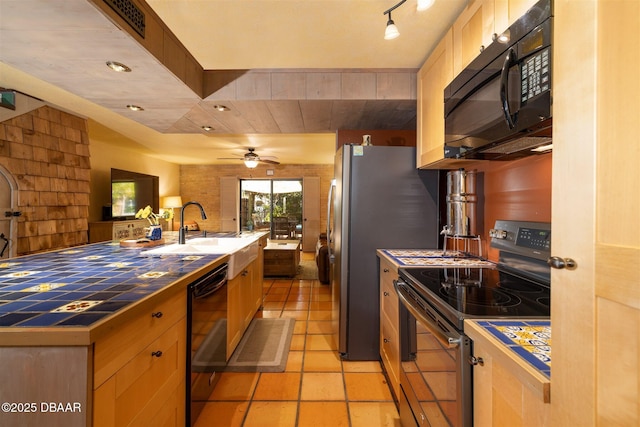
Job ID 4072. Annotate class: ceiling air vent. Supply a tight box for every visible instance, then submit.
[103,0,145,38]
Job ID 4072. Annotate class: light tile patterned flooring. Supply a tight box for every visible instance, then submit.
[194,253,400,427]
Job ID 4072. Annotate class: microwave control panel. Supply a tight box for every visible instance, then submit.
[521,47,550,103]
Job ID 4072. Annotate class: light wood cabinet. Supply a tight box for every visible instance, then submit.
[226,251,264,359]
[416,0,538,169]
[452,0,497,76]
[452,0,538,77]
[416,29,452,168]
[93,290,186,427]
[551,1,640,425]
[417,30,477,169]
[379,256,401,400]
[466,322,550,426]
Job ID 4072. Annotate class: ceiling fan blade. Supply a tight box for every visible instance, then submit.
[217,157,243,160]
[259,159,280,165]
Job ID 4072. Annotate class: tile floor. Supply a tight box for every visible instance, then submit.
[194,252,401,427]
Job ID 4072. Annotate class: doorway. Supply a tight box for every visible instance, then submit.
[240,179,302,240]
[0,165,17,259]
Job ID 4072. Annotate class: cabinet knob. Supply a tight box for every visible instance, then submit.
[468,356,484,366]
[383,291,390,297]
[547,256,577,270]
[383,268,389,273]
[151,311,163,318]
[383,338,390,343]
[151,351,163,358]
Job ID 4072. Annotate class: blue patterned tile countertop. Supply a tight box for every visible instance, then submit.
[475,320,551,378]
[0,240,224,328]
[378,249,495,267]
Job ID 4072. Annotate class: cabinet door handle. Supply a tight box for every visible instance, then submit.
[468,356,484,366]
[151,311,163,318]
[151,351,163,358]
[547,256,577,270]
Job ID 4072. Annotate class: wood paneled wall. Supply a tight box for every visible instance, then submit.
[0,106,91,254]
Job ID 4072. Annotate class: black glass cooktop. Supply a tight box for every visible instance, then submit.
[399,266,550,330]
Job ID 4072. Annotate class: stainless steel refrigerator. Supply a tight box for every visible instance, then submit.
[327,145,439,360]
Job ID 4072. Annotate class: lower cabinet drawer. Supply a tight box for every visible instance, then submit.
[93,291,186,387]
[93,317,186,427]
[265,251,295,261]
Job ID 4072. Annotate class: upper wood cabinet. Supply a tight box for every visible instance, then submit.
[417,30,479,169]
[452,0,497,76]
[416,0,538,169]
[452,0,539,76]
[416,30,453,168]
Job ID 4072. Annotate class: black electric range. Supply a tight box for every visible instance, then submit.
[398,264,550,331]
[397,220,552,331]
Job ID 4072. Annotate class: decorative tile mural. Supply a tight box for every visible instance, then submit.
[476,320,551,377]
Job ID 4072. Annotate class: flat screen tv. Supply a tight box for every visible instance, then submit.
[110,168,159,220]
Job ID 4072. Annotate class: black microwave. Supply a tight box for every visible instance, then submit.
[444,0,553,160]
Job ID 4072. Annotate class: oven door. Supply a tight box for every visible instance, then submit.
[395,279,472,427]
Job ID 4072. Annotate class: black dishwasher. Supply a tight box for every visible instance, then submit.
[186,262,228,426]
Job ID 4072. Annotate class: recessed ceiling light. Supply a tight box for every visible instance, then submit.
[106,61,131,72]
[532,143,553,152]
[201,125,213,131]
[126,104,144,111]
[213,105,229,112]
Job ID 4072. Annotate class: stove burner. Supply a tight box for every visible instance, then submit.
[537,296,550,307]
[438,285,520,308]
[498,277,548,293]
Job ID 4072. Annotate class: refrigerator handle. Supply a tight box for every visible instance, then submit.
[326,179,335,264]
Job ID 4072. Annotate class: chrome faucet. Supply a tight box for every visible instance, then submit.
[179,201,207,244]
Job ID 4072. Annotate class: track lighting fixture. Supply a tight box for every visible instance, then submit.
[384,11,400,40]
[383,0,435,40]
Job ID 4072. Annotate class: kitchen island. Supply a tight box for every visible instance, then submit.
[0,231,267,427]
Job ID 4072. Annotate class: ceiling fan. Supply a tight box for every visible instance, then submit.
[218,148,280,168]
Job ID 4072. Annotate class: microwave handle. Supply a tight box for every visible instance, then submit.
[500,48,519,129]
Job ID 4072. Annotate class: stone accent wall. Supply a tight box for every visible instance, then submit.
[180,163,334,232]
[0,106,91,254]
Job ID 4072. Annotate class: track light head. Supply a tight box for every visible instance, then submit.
[384,14,400,40]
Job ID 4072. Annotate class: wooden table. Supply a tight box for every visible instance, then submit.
[264,240,301,277]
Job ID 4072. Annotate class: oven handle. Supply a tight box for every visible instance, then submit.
[394,280,461,349]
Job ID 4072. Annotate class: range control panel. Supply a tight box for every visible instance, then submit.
[489,220,551,261]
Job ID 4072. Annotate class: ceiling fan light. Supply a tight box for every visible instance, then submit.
[244,159,259,168]
[416,0,435,11]
[384,17,400,40]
